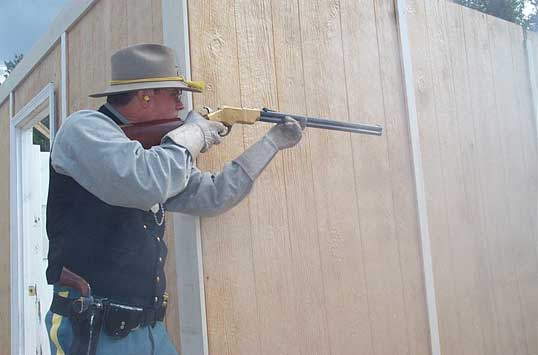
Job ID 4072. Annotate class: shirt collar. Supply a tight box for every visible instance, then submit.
[104,103,131,125]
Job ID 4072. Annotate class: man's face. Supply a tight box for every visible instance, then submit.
[150,88,184,120]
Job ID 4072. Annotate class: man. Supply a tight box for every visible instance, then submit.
[45,43,303,355]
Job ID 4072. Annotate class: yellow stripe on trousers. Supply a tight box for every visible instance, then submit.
[50,290,70,355]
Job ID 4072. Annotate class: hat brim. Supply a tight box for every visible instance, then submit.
[89,80,202,98]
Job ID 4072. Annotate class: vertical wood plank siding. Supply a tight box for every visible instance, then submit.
[407,1,538,355]
[13,43,62,116]
[67,0,164,115]
[189,0,538,354]
[189,0,427,354]
[188,1,259,353]
[514,30,538,355]
[373,2,431,354]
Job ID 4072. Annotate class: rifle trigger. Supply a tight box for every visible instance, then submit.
[219,123,232,137]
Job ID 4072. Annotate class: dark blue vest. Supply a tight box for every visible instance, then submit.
[46,106,167,307]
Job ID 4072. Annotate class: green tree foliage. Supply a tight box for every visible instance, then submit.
[524,0,538,30]
[454,0,537,30]
[3,53,24,80]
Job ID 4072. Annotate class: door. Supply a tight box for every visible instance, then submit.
[22,117,53,355]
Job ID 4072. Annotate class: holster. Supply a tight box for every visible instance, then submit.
[68,300,104,355]
[50,294,104,355]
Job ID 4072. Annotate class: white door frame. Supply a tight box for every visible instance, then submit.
[10,83,56,355]
[162,1,209,354]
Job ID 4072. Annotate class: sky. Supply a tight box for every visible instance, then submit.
[0,0,68,83]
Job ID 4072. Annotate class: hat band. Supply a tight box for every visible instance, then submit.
[110,75,205,91]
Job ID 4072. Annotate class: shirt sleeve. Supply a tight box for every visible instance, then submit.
[51,110,193,211]
[164,163,254,217]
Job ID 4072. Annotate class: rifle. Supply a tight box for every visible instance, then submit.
[121,106,383,149]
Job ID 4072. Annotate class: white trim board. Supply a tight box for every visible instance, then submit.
[523,32,538,263]
[162,1,209,355]
[10,83,56,355]
[0,0,97,106]
[394,1,442,355]
[61,32,68,121]
[8,91,24,355]
[524,32,538,142]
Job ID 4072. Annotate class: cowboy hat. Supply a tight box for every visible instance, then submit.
[89,43,204,98]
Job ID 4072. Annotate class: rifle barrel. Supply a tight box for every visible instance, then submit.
[260,110,383,136]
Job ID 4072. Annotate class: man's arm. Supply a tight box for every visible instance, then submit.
[52,110,195,211]
[165,117,304,216]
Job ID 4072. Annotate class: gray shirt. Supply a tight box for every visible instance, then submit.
[51,109,255,216]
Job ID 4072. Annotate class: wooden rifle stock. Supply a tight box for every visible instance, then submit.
[121,119,183,149]
[59,267,92,297]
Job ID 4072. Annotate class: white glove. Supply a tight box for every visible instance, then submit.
[164,111,226,159]
[233,116,305,181]
[184,111,226,152]
[264,116,305,150]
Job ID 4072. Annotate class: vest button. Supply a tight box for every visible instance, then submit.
[159,257,163,263]
[156,276,160,283]
[143,224,148,230]
[155,236,161,242]
[154,296,158,303]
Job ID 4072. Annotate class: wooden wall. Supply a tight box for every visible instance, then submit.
[408,1,538,355]
[0,100,10,355]
[67,0,163,115]
[188,0,430,354]
[12,43,62,116]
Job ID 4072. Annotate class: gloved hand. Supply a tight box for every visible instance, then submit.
[184,111,226,152]
[264,116,305,150]
[233,116,305,181]
[164,111,226,159]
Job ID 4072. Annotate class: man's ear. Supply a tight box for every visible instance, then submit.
[136,90,155,107]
